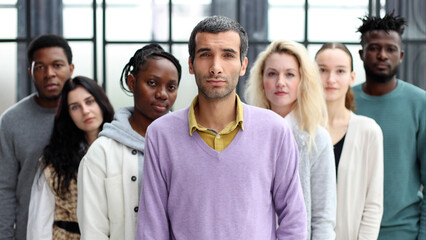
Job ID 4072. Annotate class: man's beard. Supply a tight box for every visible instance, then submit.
[364,63,399,83]
[196,75,237,100]
[34,85,62,101]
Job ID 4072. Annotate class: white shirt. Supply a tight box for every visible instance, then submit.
[27,167,55,240]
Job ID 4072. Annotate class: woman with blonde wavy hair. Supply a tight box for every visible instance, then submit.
[245,40,336,239]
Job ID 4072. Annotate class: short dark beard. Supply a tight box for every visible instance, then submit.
[35,88,62,102]
[39,93,61,101]
[364,63,399,83]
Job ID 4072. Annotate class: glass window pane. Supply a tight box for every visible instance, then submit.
[308,1,368,42]
[380,0,386,17]
[63,7,93,38]
[151,0,169,41]
[0,43,17,115]
[269,0,304,5]
[63,0,92,4]
[69,42,94,79]
[105,44,144,110]
[0,0,17,4]
[172,44,197,111]
[307,44,365,86]
[308,0,368,6]
[106,1,165,41]
[172,0,211,41]
[268,7,305,42]
[0,9,17,38]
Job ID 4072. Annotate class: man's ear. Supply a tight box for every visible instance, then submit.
[69,63,75,76]
[188,57,194,74]
[239,57,248,76]
[358,49,364,61]
[126,74,136,93]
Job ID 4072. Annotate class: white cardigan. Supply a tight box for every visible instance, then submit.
[335,112,384,239]
[77,136,139,240]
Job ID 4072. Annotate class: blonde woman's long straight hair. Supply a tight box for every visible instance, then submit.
[245,40,328,149]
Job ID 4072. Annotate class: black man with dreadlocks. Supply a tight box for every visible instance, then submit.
[77,43,182,240]
[353,11,426,239]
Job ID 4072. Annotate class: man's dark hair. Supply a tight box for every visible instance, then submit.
[188,15,248,64]
[357,11,407,46]
[26,34,73,65]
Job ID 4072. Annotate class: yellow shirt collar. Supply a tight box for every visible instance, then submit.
[188,94,244,136]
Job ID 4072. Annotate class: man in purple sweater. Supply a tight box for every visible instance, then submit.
[136,15,307,240]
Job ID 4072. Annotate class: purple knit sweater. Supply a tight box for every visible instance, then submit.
[136,104,307,240]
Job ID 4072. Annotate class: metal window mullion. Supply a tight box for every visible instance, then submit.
[93,0,98,83]
[304,0,309,47]
[102,0,106,90]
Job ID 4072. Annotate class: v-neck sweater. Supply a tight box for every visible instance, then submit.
[136,103,307,240]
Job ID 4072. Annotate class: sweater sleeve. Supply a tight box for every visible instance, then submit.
[77,148,110,240]
[358,123,383,239]
[136,130,170,240]
[27,168,54,240]
[418,102,426,239]
[274,129,307,240]
[310,130,336,240]
[0,116,18,240]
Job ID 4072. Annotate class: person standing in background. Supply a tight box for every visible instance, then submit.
[245,39,336,240]
[353,12,425,239]
[27,76,114,240]
[316,42,383,239]
[0,34,74,240]
[77,43,181,240]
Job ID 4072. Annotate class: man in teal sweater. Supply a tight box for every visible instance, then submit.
[353,12,426,239]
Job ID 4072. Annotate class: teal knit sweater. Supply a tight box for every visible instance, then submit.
[353,80,426,240]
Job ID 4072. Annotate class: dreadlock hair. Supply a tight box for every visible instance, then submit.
[41,76,114,198]
[357,10,407,46]
[120,43,182,94]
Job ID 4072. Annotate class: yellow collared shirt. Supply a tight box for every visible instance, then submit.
[188,95,244,152]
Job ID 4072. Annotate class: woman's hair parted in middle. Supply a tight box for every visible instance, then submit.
[42,76,114,197]
[315,42,356,111]
[245,40,327,147]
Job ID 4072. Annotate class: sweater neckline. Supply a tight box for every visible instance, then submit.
[357,79,404,101]
[191,126,243,158]
[190,104,247,158]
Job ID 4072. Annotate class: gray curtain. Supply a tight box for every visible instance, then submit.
[386,0,426,90]
[211,0,269,101]
[17,0,63,100]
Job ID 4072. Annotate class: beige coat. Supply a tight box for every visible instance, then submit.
[77,136,139,240]
[335,112,384,240]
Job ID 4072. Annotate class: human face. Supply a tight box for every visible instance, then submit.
[68,86,103,136]
[316,49,355,103]
[263,53,300,116]
[127,57,179,122]
[188,31,248,101]
[359,30,403,83]
[30,47,74,105]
